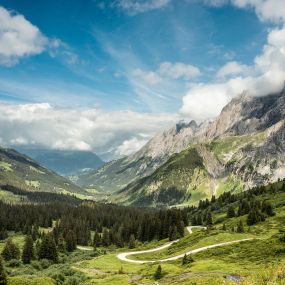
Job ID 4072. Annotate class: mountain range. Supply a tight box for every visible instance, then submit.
[0,147,86,196]
[15,148,104,176]
[77,88,285,206]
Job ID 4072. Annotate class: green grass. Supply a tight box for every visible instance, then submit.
[0,190,27,204]
[0,235,25,252]
[0,161,13,171]
[209,132,266,163]
[129,230,255,261]
[8,276,55,285]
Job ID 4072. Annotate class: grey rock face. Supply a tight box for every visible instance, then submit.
[79,88,285,197]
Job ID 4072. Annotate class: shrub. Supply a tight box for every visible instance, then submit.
[7,259,21,268]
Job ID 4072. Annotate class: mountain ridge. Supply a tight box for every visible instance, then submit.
[0,147,87,196]
[79,88,285,206]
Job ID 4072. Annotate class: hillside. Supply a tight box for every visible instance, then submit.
[15,148,104,176]
[77,120,203,192]
[0,147,87,196]
[112,89,285,206]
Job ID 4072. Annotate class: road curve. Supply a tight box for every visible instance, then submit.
[117,226,253,264]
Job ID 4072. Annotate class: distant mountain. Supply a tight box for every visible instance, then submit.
[113,89,285,206]
[15,148,104,176]
[0,147,87,195]
[76,120,202,192]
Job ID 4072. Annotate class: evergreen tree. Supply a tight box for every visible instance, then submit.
[227,206,236,218]
[0,257,7,285]
[197,214,203,225]
[182,254,194,265]
[93,231,101,248]
[57,235,66,253]
[236,220,245,233]
[206,212,213,226]
[65,230,77,252]
[22,236,34,264]
[177,221,185,237]
[169,225,178,241]
[0,230,8,241]
[38,234,58,262]
[129,234,136,249]
[102,228,110,247]
[262,201,275,217]
[1,239,20,261]
[154,265,162,280]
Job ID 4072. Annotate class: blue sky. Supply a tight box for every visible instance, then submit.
[0,0,284,158]
[0,0,268,112]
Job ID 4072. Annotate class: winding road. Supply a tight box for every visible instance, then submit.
[117,226,253,264]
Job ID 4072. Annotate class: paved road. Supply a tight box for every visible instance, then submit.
[117,226,253,264]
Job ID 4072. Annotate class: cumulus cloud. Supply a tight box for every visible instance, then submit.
[115,137,149,156]
[133,61,200,85]
[0,6,48,66]
[216,61,252,78]
[112,0,171,15]
[0,6,78,66]
[181,25,285,120]
[0,103,178,158]
[180,0,285,121]
[232,0,285,23]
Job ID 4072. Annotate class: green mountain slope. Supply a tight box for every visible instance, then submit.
[114,118,285,206]
[0,147,87,196]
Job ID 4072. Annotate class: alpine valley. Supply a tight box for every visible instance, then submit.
[78,89,285,206]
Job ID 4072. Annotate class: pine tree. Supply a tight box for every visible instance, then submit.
[102,228,110,247]
[93,231,101,248]
[177,221,185,237]
[1,239,20,261]
[65,230,77,252]
[0,257,7,285]
[154,265,162,280]
[129,234,136,249]
[206,212,213,226]
[227,206,236,218]
[22,236,34,264]
[169,225,178,241]
[38,234,58,262]
[262,201,275,217]
[197,214,203,225]
[57,235,66,253]
[236,220,245,233]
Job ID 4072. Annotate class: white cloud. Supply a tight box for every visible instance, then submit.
[181,25,285,120]
[180,0,285,121]
[115,137,149,156]
[132,68,162,85]
[205,0,285,23]
[0,6,78,67]
[112,0,171,15]
[133,61,200,85]
[216,61,252,77]
[0,6,48,66]
[159,62,201,80]
[232,0,285,23]
[0,103,178,158]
